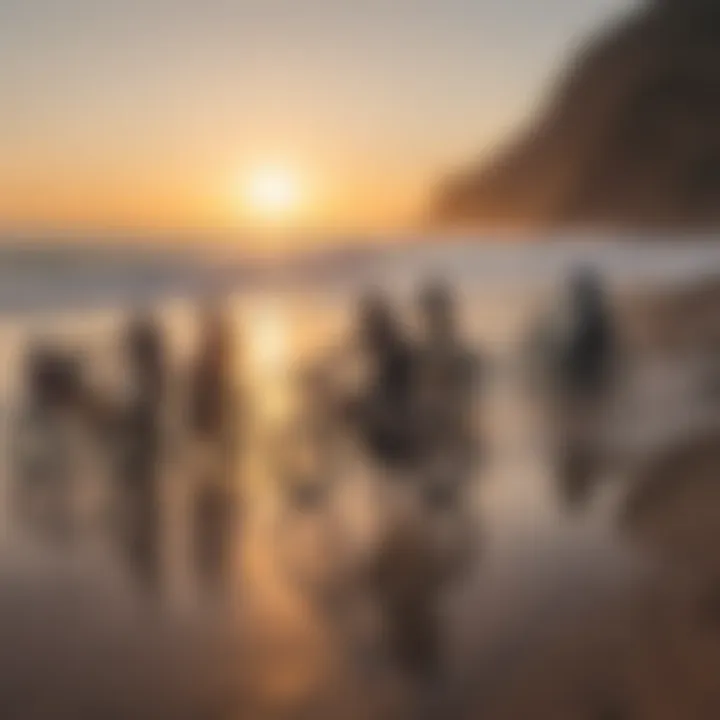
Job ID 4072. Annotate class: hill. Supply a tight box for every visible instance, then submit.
[435,0,720,230]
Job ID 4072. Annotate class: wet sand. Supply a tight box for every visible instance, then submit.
[1,282,720,719]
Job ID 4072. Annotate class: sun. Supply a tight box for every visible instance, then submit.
[242,165,303,224]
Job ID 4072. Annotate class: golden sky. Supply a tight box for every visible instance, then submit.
[0,0,628,235]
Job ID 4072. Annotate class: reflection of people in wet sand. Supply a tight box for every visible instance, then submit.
[372,517,444,679]
[368,505,476,689]
[188,303,241,598]
[112,314,167,593]
[526,268,617,508]
[193,475,236,597]
[12,345,88,541]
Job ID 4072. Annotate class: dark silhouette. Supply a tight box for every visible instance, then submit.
[113,313,167,594]
[12,344,87,541]
[346,293,421,469]
[188,302,240,598]
[549,269,615,510]
[416,281,481,476]
[25,345,85,413]
[560,268,615,399]
[189,303,237,449]
[524,267,615,401]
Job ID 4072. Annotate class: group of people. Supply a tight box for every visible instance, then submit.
[328,270,616,680]
[12,302,239,595]
[273,281,483,516]
[278,268,616,512]
[350,283,480,473]
[9,267,617,611]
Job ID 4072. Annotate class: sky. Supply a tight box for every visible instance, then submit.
[0,0,631,236]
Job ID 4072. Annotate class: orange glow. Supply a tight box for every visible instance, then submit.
[0,151,437,241]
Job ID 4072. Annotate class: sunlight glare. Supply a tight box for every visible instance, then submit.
[243,165,303,224]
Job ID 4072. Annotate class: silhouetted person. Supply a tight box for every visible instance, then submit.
[190,303,236,441]
[551,269,615,509]
[347,293,420,469]
[121,313,166,476]
[12,344,87,542]
[561,268,615,398]
[188,303,240,598]
[114,313,167,593]
[416,281,481,473]
[127,313,165,407]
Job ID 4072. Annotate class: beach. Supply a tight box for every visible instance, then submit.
[1,239,720,719]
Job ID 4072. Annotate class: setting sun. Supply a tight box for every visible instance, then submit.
[242,165,303,225]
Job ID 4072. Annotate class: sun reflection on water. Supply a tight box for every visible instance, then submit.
[246,301,292,424]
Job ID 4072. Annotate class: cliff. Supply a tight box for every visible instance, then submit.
[435,0,720,230]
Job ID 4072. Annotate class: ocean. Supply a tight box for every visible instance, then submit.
[1,237,720,315]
